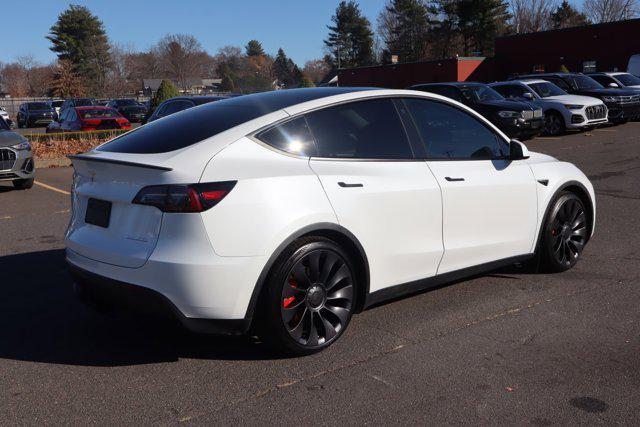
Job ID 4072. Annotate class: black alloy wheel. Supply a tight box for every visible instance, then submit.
[541,192,588,272]
[261,237,355,355]
[544,111,565,136]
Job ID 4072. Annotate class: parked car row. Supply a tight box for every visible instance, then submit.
[410,72,640,139]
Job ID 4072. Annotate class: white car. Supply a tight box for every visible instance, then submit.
[0,106,12,128]
[490,79,608,135]
[66,88,595,355]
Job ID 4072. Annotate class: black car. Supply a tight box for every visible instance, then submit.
[145,96,226,123]
[59,98,96,116]
[586,72,640,90]
[409,82,544,139]
[517,73,640,123]
[106,98,148,123]
[16,102,58,128]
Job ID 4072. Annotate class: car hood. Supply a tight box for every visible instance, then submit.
[0,130,28,148]
[544,94,604,106]
[578,88,639,97]
[476,98,535,111]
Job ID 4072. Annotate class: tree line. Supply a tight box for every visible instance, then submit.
[0,0,637,98]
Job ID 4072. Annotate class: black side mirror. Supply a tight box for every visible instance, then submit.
[509,139,530,160]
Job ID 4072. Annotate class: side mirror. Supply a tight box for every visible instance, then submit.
[608,82,619,88]
[523,92,534,100]
[509,139,530,160]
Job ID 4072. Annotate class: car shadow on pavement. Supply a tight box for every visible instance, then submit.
[0,249,281,366]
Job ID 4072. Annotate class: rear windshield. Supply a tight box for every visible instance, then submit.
[27,103,51,110]
[98,89,370,154]
[75,99,95,107]
[79,108,120,119]
[115,99,137,106]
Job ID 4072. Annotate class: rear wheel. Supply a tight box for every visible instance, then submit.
[539,192,588,272]
[13,178,34,190]
[260,236,356,356]
[544,111,565,136]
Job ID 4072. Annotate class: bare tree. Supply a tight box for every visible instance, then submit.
[510,0,558,33]
[583,0,638,22]
[154,34,210,91]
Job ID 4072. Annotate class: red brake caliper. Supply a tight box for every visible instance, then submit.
[283,277,298,308]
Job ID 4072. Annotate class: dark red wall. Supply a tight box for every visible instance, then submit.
[494,19,640,78]
[338,59,459,88]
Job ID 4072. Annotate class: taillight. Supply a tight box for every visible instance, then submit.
[132,181,236,213]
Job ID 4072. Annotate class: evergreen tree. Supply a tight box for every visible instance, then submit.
[47,5,112,95]
[273,48,303,88]
[429,0,460,59]
[550,1,590,29]
[151,79,180,112]
[50,59,85,98]
[379,0,433,63]
[245,40,265,57]
[324,1,375,68]
[455,0,511,56]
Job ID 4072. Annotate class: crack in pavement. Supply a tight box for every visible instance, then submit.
[179,279,623,423]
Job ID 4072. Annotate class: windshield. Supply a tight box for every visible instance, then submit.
[615,73,640,86]
[27,102,51,111]
[567,75,603,90]
[459,85,503,102]
[528,82,567,98]
[78,108,120,119]
[116,99,138,106]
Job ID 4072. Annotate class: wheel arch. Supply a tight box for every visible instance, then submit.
[246,223,370,328]
[535,180,594,250]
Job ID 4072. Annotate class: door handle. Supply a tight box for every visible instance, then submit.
[338,182,364,188]
[445,177,465,182]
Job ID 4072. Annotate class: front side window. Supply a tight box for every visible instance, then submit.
[256,117,317,156]
[305,98,413,159]
[404,98,507,160]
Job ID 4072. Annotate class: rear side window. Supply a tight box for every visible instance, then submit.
[256,117,317,156]
[305,99,413,159]
[404,98,506,160]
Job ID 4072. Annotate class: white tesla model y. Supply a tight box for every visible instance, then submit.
[66,88,595,355]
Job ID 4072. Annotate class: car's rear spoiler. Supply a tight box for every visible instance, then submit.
[67,154,173,171]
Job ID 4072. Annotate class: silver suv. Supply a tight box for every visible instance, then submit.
[0,118,34,189]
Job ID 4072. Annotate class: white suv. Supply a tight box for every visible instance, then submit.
[490,79,608,135]
[66,88,595,355]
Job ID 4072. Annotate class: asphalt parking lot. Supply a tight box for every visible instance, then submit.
[1,123,639,424]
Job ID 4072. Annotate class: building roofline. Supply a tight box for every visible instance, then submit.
[338,56,486,72]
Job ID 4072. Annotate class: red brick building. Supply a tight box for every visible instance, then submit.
[337,19,640,87]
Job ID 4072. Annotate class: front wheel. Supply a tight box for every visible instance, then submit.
[260,236,356,356]
[544,111,565,136]
[13,178,34,190]
[539,192,588,272]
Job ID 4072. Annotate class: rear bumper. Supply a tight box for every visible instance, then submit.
[69,264,251,335]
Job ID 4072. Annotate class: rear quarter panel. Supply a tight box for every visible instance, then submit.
[199,137,338,257]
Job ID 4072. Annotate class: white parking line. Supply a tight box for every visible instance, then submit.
[34,181,71,195]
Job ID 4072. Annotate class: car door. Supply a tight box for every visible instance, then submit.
[307,98,443,292]
[403,97,538,274]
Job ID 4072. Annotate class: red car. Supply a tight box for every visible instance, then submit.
[46,106,131,133]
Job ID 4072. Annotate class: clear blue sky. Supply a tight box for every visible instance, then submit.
[1,0,389,66]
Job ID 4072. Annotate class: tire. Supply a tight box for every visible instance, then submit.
[12,178,34,190]
[544,111,565,136]
[538,192,588,273]
[259,236,357,356]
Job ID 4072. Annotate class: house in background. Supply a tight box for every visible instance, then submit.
[142,78,223,96]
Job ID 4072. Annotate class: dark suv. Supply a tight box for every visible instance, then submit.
[145,96,226,123]
[518,73,640,123]
[409,82,544,139]
[16,102,58,128]
[106,99,148,123]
